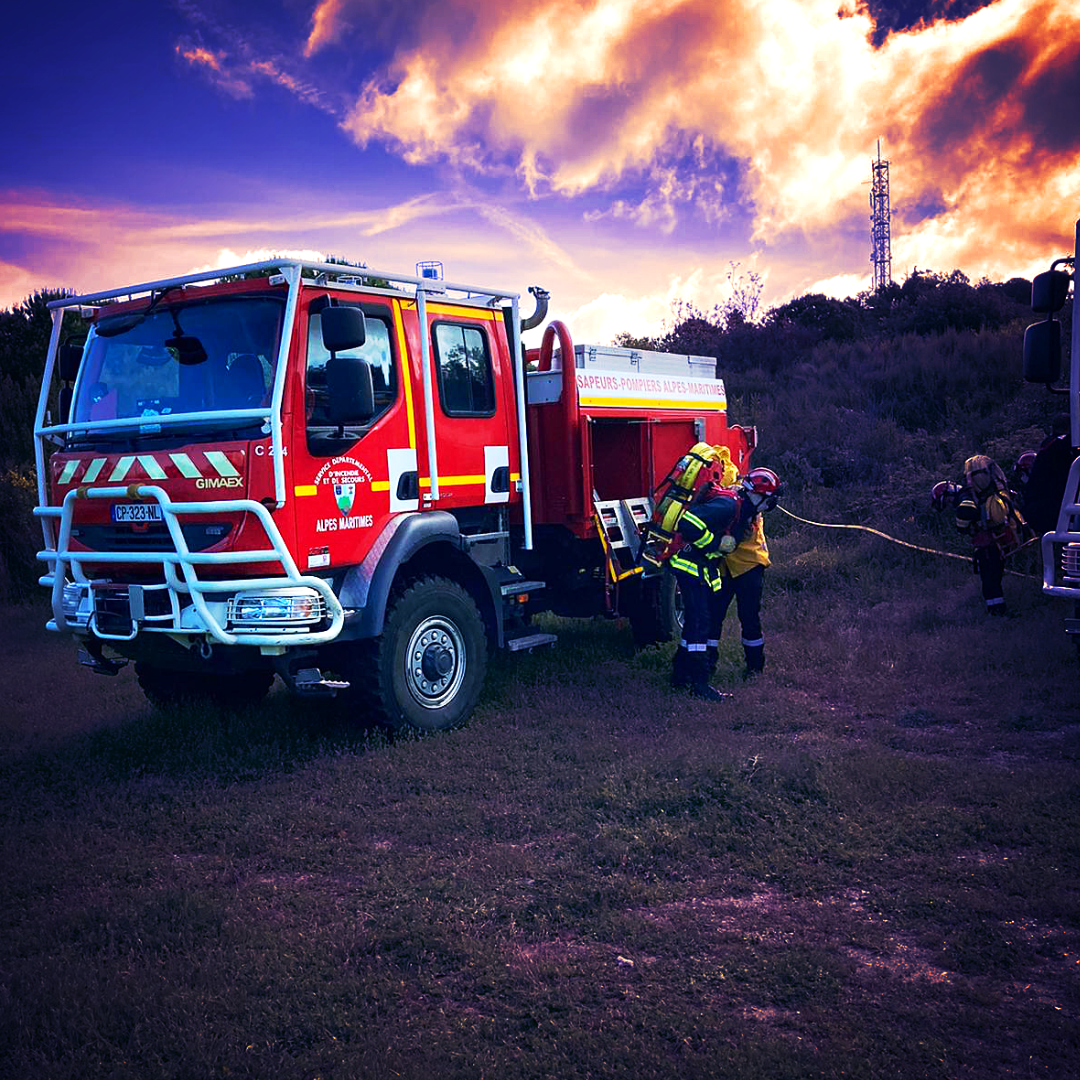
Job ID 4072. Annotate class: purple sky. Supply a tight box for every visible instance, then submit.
[3,0,1078,344]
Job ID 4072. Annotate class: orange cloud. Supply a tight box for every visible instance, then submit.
[176,41,253,99]
[177,45,222,72]
[340,0,1080,286]
[305,0,352,57]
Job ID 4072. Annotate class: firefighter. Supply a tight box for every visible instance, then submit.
[954,455,1021,616]
[707,468,782,681]
[669,467,783,696]
[669,485,741,701]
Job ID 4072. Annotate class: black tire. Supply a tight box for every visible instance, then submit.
[628,571,683,647]
[135,663,273,713]
[360,576,488,734]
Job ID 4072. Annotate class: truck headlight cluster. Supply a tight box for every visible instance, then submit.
[62,582,90,626]
[1060,543,1080,583]
[228,588,326,630]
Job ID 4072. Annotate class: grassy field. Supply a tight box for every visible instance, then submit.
[2,521,1079,1079]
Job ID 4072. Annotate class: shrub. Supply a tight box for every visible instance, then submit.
[0,468,41,602]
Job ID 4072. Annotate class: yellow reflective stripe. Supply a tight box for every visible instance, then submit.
[169,453,201,478]
[83,458,106,483]
[393,299,417,450]
[294,485,318,497]
[670,555,700,576]
[137,454,167,480]
[371,481,390,492]
[109,456,135,481]
[57,460,79,484]
[427,305,498,321]
[205,451,240,477]
[579,396,726,411]
[419,475,486,487]
[682,513,714,548]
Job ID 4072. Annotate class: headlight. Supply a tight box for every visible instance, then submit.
[62,582,90,624]
[228,587,326,629]
[1062,543,1080,581]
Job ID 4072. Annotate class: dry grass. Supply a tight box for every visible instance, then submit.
[2,527,1079,1079]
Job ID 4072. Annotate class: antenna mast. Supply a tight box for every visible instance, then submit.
[870,140,892,292]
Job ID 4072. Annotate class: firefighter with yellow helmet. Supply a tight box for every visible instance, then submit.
[669,467,783,696]
[953,454,1027,617]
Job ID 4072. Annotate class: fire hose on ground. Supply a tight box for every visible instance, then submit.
[774,505,1041,579]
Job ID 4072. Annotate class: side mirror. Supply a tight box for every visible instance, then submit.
[1023,319,1062,384]
[1031,269,1071,314]
[321,306,367,353]
[325,355,375,425]
[58,342,83,382]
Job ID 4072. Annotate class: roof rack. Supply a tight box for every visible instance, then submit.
[46,258,521,311]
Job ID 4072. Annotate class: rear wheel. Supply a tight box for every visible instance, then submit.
[627,571,683,647]
[135,663,273,712]
[357,576,488,734]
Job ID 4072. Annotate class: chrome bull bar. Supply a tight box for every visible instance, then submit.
[35,484,344,647]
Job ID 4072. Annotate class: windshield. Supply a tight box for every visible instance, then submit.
[70,295,283,433]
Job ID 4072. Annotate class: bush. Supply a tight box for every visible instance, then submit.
[0,468,42,602]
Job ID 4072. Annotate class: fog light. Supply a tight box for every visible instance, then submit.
[228,588,325,629]
[62,582,89,623]
[1061,543,1080,580]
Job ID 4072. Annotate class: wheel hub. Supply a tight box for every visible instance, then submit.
[421,642,454,680]
[406,617,466,709]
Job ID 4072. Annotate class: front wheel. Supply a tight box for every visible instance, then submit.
[362,576,488,733]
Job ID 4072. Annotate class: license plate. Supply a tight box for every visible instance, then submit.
[111,503,164,524]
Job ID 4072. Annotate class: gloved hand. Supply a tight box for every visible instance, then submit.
[718,534,737,554]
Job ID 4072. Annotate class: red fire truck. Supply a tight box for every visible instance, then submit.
[1023,215,1080,644]
[33,259,755,731]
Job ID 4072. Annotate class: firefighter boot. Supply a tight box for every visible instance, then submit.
[670,645,691,689]
[706,644,719,679]
[689,652,731,702]
[742,643,765,681]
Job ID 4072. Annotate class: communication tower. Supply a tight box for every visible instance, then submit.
[870,141,892,292]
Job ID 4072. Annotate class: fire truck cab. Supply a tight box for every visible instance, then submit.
[34,258,754,732]
[1023,216,1080,642]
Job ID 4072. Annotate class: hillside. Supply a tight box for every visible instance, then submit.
[0,270,1068,601]
[3,272,1079,1079]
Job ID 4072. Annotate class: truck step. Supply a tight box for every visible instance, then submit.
[293,667,350,696]
[77,648,128,676]
[505,632,557,652]
[500,579,546,598]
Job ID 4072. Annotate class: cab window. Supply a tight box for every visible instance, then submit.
[433,322,495,417]
[305,305,396,452]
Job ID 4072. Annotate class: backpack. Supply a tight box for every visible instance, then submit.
[640,443,737,571]
[979,490,1033,557]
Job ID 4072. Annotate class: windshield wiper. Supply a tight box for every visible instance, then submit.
[95,286,181,338]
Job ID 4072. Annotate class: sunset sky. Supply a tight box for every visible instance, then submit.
[2,0,1078,344]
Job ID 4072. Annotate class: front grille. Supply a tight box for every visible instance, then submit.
[70,523,233,552]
